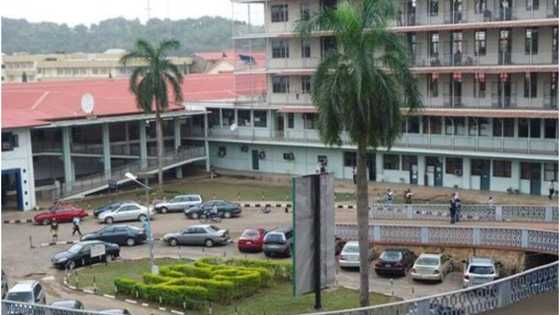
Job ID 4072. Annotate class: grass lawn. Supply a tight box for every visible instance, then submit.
[68,258,397,315]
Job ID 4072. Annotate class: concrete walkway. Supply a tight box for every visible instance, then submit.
[483,291,558,315]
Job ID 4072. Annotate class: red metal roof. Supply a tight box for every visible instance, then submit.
[2,72,266,129]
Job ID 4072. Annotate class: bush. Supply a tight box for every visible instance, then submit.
[159,266,184,278]
[143,273,172,285]
[114,277,137,295]
[169,264,212,279]
[165,277,234,303]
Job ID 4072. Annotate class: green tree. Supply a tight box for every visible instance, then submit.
[120,39,184,186]
[296,0,421,306]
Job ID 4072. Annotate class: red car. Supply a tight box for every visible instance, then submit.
[238,228,267,252]
[33,207,88,225]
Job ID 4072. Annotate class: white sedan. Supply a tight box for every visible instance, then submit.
[98,202,153,224]
[338,241,373,269]
[410,253,453,282]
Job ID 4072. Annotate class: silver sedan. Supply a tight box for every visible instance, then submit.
[162,224,230,247]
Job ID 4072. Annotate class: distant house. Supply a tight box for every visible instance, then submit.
[191,50,266,74]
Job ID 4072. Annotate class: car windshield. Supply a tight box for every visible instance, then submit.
[67,244,82,253]
[416,257,440,266]
[343,244,359,253]
[380,251,403,262]
[6,291,33,302]
[469,265,495,274]
[241,230,259,238]
[265,233,285,244]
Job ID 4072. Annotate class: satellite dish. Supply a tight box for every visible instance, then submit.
[80,93,95,114]
[230,123,238,132]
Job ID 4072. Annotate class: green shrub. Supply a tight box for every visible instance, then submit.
[143,273,172,285]
[114,277,137,295]
[165,277,234,303]
[169,263,212,279]
[159,266,184,278]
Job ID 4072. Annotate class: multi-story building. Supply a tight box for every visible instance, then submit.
[1,49,193,82]
[199,0,558,195]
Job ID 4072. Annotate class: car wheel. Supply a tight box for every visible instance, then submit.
[65,261,76,270]
[224,212,232,219]
[205,239,214,247]
[161,207,168,214]
[42,219,50,226]
[138,214,147,222]
[168,238,178,247]
[191,213,199,220]
[126,238,136,246]
[105,217,114,224]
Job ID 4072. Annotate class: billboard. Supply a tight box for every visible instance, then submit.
[293,173,336,296]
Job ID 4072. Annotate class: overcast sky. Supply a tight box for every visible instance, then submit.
[2,0,237,26]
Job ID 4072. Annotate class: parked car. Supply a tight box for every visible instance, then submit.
[238,228,267,252]
[97,202,152,224]
[94,201,134,217]
[339,241,359,268]
[51,241,120,270]
[99,309,131,315]
[463,257,498,288]
[374,248,416,276]
[184,200,241,219]
[263,226,293,258]
[81,225,146,246]
[163,224,230,247]
[51,299,84,310]
[2,270,8,299]
[5,280,46,304]
[33,207,88,225]
[411,253,453,282]
[154,194,202,213]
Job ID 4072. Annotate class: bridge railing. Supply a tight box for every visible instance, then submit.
[1,300,107,314]
[335,224,558,254]
[305,261,558,315]
[368,203,558,223]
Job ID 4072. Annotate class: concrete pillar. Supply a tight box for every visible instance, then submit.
[204,113,210,172]
[418,155,426,186]
[102,123,111,180]
[463,157,471,189]
[375,152,383,182]
[62,127,74,193]
[139,120,148,169]
[174,118,183,179]
[511,160,521,191]
[124,122,130,155]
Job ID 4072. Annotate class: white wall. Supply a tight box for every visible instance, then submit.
[2,128,36,210]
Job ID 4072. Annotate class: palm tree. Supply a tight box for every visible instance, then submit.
[120,39,184,187]
[296,0,421,306]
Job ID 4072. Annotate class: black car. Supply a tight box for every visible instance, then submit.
[184,200,242,219]
[93,201,134,217]
[81,225,146,246]
[374,248,416,277]
[51,241,120,270]
[51,300,84,310]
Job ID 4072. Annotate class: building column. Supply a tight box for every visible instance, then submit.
[463,157,471,190]
[511,160,521,192]
[204,113,210,172]
[62,127,74,193]
[174,118,183,179]
[102,123,111,180]
[417,155,426,186]
[139,120,148,169]
[375,152,384,182]
[283,113,288,138]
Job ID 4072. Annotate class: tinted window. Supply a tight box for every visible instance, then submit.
[33,284,42,297]
[265,233,285,244]
[241,230,259,238]
[6,292,32,302]
[343,244,359,253]
[416,257,440,265]
[469,265,495,274]
[380,251,403,262]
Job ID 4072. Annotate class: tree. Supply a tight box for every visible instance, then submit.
[120,39,184,187]
[296,0,421,306]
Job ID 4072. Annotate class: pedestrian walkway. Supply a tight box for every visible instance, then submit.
[482,291,558,315]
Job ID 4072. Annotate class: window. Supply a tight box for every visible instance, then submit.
[475,0,487,13]
[301,39,311,58]
[454,117,466,136]
[446,158,463,175]
[524,73,537,98]
[318,155,328,166]
[545,119,557,139]
[518,119,529,137]
[493,118,503,137]
[222,109,234,127]
[301,76,311,94]
[429,76,438,97]
[402,155,417,171]
[218,146,227,158]
[471,159,489,176]
[478,118,491,136]
[271,4,288,22]
[544,163,558,181]
[429,0,439,16]
[445,117,454,135]
[469,118,479,136]
[429,117,442,134]
[383,154,399,170]
[475,31,487,56]
[530,118,541,138]
[253,111,267,128]
[526,0,539,10]
[272,76,289,93]
[503,118,514,137]
[238,110,251,127]
[521,162,531,179]
[430,32,440,57]
[271,39,290,58]
[474,77,486,98]
[525,28,539,54]
[493,160,512,177]
[2,132,18,151]
[287,113,294,129]
[407,116,420,133]
[208,109,220,128]
[320,37,337,58]
[303,113,318,129]
[344,152,356,167]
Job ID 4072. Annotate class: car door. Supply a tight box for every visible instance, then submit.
[98,226,114,242]
[112,226,128,244]
[179,228,195,245]
[196,227,209,245]
[78,244,91,266]
[172,197,186,211]
[118,205,135,221]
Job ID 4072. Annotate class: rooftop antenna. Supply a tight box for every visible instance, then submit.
[146,0,152,22]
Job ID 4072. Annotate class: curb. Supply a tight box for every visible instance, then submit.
[39,240,79,248]
[3,219,33,224]
[63,273,186,315]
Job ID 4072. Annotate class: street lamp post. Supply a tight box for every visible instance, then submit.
[125,172,156,274]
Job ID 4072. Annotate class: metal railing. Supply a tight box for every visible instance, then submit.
[1,300,107,314]
[306,261,558,315]
[335,224,558,254]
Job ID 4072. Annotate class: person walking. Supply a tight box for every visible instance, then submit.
[385,188,394,205]
[449,194,457,224]
[50,218,59,243]
[453,192,461,223]
[487,196,495,208]
[352,166,357,184]
[72,217,82,237]
[404,188,414,204]
[549,181,556,200]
